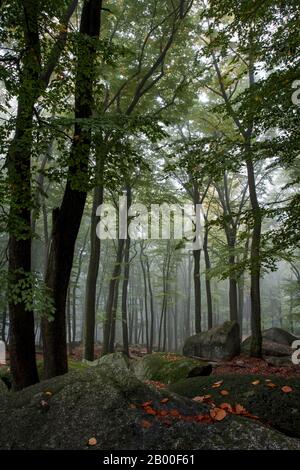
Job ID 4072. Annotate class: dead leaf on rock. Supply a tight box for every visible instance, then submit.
[141,419,152,429]
[88,437,97,446]
[220,403,233,413]
[210,407,227,421]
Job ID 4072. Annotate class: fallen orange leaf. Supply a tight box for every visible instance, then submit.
[192,396,205,402]
[88,437,97,446]
[235,404,246,415]
[220,403,233,413]
[251,380,260,385]
[141,419,152,429]
[281,385,293,393]
[142,401,153,407]
[266,382,277,388]
[160,398,169,404]
[210,407,227,421]
[212,380,223,388]
[220,390,229,396]
[145,406,156,416]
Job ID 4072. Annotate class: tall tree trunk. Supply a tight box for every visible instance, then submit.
[246,155,262,357]
[186,255,191,336]
[203,225,213,329]
[7,0,41,390]
[145,257,154,352]
[121,187,132,356]
[66,287,72,354]
[193,185,202,333]
[238,275,244,339]
[102,238,125,355]
[140,242,150,352]
[121,236,130,356]
[83,181,104,360]
[109,276,120,352]
[193,249,202,333]
[42,0,102,378]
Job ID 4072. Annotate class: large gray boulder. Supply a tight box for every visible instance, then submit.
[0,363,300,449]
[262,327,299,346]
[183,321,240,361]
[241,338,292,357]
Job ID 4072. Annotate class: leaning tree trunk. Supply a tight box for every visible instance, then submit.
[7,0,41,390]
[42,0,102,378]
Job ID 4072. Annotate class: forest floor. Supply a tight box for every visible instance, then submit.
[1,345,299,380]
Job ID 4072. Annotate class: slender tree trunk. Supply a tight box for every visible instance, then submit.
[83,182,104,360]
[140,242,150,352]
[238,275,244,339]
[246,155,262,357]
[102,238,125,355]
[42,0,102,378]
[203,225,213,329]
[109,276,120,352]
[193,249,202,333]
[66,287,72,354]
[7,0,41,390]
[185,254,192,337]
[121,236,130,356]
[145,258,154,352]
[121,187,132,356]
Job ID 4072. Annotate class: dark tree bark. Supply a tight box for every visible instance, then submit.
[7,0,41,390]
[42,0,103,378]
[193,248,202,333]
[247,155,262,357]
[83,180,104,360]
[203,224,213,330]
[140,242,150,352]
[145,257,154,352]
[121,187,132,356]
[102,238,125,355]
[192,185,202,333]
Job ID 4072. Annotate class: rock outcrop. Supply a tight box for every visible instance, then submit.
[183,321,240,361]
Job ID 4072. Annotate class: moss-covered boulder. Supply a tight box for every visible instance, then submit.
[183,321,240,361]
[1,364,300,449]
[86,352,133,370]
[134,352,212,384]
[169,374,300,439]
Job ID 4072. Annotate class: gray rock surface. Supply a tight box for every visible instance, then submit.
[1,363,299,450]
[183,321,240,361]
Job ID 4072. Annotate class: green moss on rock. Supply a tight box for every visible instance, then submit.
[134,352,212,384]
